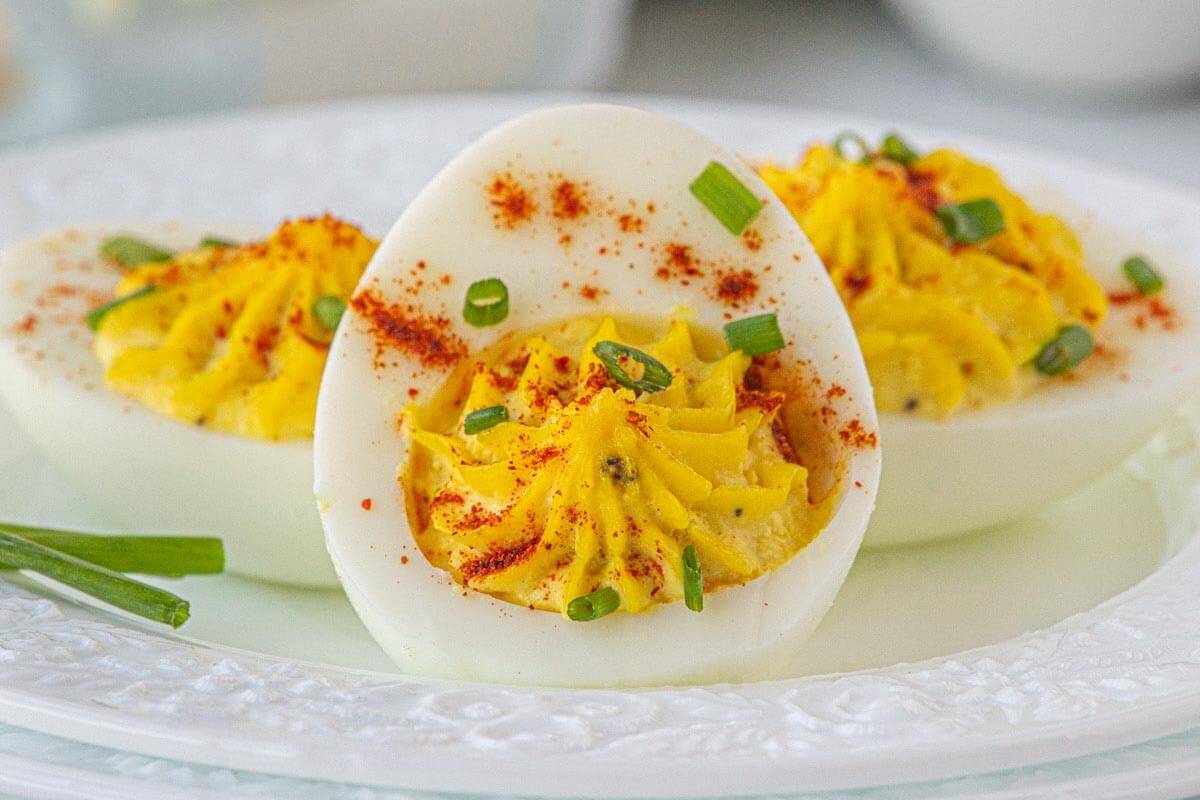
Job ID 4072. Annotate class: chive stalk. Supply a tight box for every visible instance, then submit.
[682,545,703,612]
[832,131,871,163]
[312,295,348,330]
[100,236,174,268]
[0,523,223,576]
[199,236,238,249]
[1122,255,1164,295]
[463,278,510,327]
[0,529,191,627]
[723,313,785,357]
[1033,325,1094,376]
[464,405,508,435]
[688,161,764,235]
[567,586,620,621]
[592,341,673,393]
[880,132,919,166]
[86,285,157,331]
[937,199,1006,245]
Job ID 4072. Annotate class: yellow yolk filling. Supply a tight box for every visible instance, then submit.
[92,215,377,440]
[759,146,1108,417]
[403,315,827,616]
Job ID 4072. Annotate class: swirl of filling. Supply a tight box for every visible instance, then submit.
[92,215,376,440]
[402,315,828,615]
[759,146,1108,416]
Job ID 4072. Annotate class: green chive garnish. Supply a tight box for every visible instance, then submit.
[199,236,238,249]
[880,132,919,166]
[833,131,870,162]
[0,522,223,577]
[1122,255,1164,295]
[937,199,1006,244]
[688,161,764,236]
[464,405,508,435]
[567,586,620,622]
[0,529,191,627]
[723,313,785,357]
[592,341,673,393]
[99,236,173,268]
[682,545,703,613]
[312,295,348,330]
[86,285,157,331]
[1033,324,1094,376]
[463,278,509,327]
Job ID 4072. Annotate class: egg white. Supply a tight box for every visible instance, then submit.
[867,187,1200,547]
[314,104,881,687]
[0,221,339,586]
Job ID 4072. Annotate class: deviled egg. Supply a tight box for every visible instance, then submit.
[315,104,881,686]
[0,215,376,585]
[760,135,1200,545]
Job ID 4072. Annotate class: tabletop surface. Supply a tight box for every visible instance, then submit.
[614,0,1200,191]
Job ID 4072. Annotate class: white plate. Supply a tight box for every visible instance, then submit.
[1,94,1200,797]
[3,722,1200,800]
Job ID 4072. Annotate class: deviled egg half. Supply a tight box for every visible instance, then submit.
[315,105,881,687]
[760,135,1200,546]
[0,215,377,585]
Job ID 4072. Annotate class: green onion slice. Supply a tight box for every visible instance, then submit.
[724,313,785,357]
[833,131,871,162]
[99,236,174,268]
[567,586,620,622]
[1122,255,1164,295]
[86,285,157,331]
[0,529,190,627]
[937,199,1006,244]
[880,132,919,166]
[1033,324,1094,376]
[682,544,703,613]
[592,341,673,393]
[199,236,238,249]
[464,405,508,435]
[463,278,510,327]
[312,295,348,330]
[688,161,764,236]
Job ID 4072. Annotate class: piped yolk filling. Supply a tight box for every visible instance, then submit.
[403,315,828,616]
[759,146,1108,417]
[91,215,377,440]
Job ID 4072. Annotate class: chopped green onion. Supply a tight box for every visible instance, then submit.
[99,236,173,268]
[682,545,703,613]
[199,236,238,249]
[1033,324,1094,376]
[567,586,620,622]
[723,313,785,357]
[0,529,190,627]
[464,405,508,435]
[312,295,347,330]
[880,132,919,166]
[1122,255,1164,295]
[688,161,764,236]
[86,285,157,331]
[833,131,870,162]
[937,199,1006,244]
[0,522,223,577]
[463,278,509,327]
[592,341,673,393]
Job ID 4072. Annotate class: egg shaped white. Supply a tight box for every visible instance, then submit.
[867,189,1200,547]
[315,104,881,687]
[0,221,339,587]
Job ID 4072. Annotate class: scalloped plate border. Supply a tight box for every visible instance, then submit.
[2,93,1200,797]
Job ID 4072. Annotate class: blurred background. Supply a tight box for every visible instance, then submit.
[2,0,1199,186]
